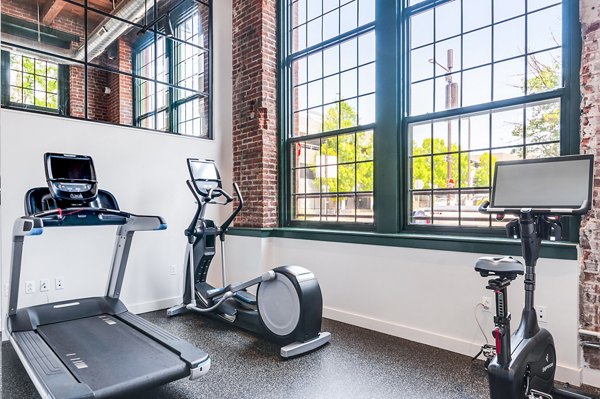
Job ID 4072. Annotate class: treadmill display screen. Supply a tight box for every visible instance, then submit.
[189,160,218,181]
[50,156,94,181]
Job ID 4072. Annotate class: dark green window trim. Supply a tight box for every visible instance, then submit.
[279,0,583,242]
[227,227,578,260]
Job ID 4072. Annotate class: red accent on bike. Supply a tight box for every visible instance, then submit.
[493,327,501,355]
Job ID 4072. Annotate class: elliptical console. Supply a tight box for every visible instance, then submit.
[167,159,331,357]
[475,154,596,399]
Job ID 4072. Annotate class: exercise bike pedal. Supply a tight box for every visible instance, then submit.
[529,389,553,399]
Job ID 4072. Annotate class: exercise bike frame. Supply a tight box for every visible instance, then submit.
[479,201,595,399]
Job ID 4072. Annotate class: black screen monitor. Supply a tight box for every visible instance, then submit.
[187,159,221,197]
[44,153,98,202]
[47,155,95,181]
[491,155,593,210]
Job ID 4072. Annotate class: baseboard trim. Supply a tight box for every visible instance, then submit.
[127,296,180,315]
[323,306,585,386]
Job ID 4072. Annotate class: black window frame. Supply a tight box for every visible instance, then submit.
[132,3,212,137]
[279,0,582,239]
[1,50,68,114]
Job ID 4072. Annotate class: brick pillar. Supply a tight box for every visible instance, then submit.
[231,0,278,228]
[579,0,600,368]
[108,39,133,125]
[69,65,85,118]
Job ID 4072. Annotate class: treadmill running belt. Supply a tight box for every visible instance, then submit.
[38,314,188,398]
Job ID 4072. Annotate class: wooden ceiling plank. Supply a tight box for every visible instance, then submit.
[41,0,67,25]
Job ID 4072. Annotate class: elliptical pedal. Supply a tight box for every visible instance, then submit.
[529,390,553,399]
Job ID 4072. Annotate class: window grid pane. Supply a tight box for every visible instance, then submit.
[408,100,561,227]
[292,130,374,223]
[406,0,564,228]
[288,0,376,224]
[409,1,563,116]
[133,7,210,138]
[9,54,59,110]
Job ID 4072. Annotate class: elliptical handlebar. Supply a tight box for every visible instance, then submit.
[185,179,244,240]
[207,187,233,205]
[478,200,590,216]
[220,183,243,237]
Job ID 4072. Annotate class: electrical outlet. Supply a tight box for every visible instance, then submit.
[55,277,65,290]
[482,296,492,311]
[4,283,9,297]
[536,306,548,323]
[40,279,50,292]
[25,280,35,294]
[169,265,177,275]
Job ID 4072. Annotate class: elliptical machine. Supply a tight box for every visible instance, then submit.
[475,154,597,399]
[167,158,331,357]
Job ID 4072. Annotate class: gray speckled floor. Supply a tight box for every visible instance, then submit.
[2,312,600,399]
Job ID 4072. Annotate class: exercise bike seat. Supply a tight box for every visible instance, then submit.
[475,256,524,280]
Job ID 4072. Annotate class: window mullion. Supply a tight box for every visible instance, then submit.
[374,0,401,233]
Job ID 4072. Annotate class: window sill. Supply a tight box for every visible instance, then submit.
[227,227,579,260]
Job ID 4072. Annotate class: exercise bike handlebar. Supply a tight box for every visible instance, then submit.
[478,200,590,216]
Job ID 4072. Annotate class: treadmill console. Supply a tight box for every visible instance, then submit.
[187,158,222,198]
[45,153,98,203]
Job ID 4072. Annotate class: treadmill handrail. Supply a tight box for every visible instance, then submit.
[8,211,167,317]
[478,200,590,216]
[13,208,167,235]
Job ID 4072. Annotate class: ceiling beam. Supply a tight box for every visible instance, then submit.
[41,0,67,25]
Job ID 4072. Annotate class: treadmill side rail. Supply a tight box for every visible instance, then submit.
[11,332,94,399]
[119,311,211,374]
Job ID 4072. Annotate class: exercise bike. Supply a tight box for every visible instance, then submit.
[167,159,331,357]
[474,154,597,399]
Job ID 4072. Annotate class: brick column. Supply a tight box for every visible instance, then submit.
[231,0,278,227]
[579,0,600,368]
[107,39,133,125]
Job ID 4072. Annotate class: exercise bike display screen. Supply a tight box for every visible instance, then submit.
[492,155,593,209]
[188,159,221,196]
[48,155,95,181]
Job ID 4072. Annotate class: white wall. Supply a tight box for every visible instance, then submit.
[0,0,232,334]
[227,235,589,385]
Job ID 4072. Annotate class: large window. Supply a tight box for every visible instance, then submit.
[0,0,211,139]
[286,0,376,224]
[133,6,210,137]
[282,0,579,233]
[407,0,565,228]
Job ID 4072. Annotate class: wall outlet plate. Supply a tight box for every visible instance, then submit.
[169,265,177,275]
[482,296,492,311]
[40,279,50,292]
[536,306,548,323]
[25,280,35,294]
[55,277,65,290]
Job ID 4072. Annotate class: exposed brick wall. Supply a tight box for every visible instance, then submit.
[106,39,133,125]
[231,0,278,228]
[579,0,600,369]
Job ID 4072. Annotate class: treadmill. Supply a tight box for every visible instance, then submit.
[7,153,211,399]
